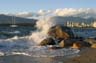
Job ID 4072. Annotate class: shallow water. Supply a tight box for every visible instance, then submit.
[0,55,79,63]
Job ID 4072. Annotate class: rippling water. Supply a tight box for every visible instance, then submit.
[0,35,80,57]
[1,26,96,63]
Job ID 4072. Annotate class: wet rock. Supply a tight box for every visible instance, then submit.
[85,38,96,45]
[72,41,91,49]
[59,39,91,48]
[59,40,65,48]
[84,38,96,48]
[91,44,96,48]
[59,39,74,48]
[72,42,82,49]
[39,38,55,46]
[48,25,74,40]
[79,41,91,47]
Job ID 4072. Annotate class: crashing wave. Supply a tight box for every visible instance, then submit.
[0,16,81,57]
[0,45,80,57]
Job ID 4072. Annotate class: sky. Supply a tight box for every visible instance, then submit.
[0,0,95,13]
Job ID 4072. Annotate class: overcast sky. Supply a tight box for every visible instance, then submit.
[0,0,95,13]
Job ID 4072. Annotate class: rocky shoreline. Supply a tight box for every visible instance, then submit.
[39,25,92,49]
[38,25,96,63]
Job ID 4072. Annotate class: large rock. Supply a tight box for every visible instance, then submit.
[72,41,91,49]
[59,39,91,48]
[39,38,55,46]
[84,38,96,48]
[77,41,91,47]
[39,25,75,46]
[48,25,74,40]
[39,25,91,48]
[59,39,74,48]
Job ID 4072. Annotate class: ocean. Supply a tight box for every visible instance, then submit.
[0,19,96,63]
[0,25,81,63]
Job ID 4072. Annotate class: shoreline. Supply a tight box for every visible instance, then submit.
[0,48,95,63]
[63,48,96,63]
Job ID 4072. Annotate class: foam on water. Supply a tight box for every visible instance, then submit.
[0,45,80,57]
[0,36,80,57]
[0,16,80,57]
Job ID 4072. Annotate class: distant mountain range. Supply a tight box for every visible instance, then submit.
[0,14,37,26]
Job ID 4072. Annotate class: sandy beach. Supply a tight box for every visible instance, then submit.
[0,48,95,63]
[63,48,96,63]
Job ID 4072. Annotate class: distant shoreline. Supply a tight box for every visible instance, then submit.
[0,24,35,26]
[0,24,96,28]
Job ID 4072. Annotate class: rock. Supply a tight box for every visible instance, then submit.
[91,44,96,48]
[84,38,96,48]
[59,40,65,48]
[72,42,82,49]
[79,41,91,47]
[72,41,91,49]
[59,39,91,48]
[39,38,55,46]
[59,39,74,48]
[48,25,74,40]
[84,38,96,44]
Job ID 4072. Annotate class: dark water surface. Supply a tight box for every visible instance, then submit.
[0,26,35,38]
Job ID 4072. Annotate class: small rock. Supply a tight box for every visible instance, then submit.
[59,40,65,48]
[91,44,96,48]
[72,42,82,49]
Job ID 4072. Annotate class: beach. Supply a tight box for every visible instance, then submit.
[0,48,95,63]
[64,48,96,63]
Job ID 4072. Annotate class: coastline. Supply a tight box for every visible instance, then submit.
[63,48,96,63]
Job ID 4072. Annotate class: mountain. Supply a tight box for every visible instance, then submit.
[0,14,37,26]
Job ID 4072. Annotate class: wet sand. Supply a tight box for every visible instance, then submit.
[64,48,96,63]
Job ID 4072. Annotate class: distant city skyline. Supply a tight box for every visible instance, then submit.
[0,0,95,13]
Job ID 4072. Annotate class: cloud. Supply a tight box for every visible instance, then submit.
[15,12,40,18]
[38,9,52,15]
[2,8,96,19]
[54,8,96,18]
[16,12,32,17]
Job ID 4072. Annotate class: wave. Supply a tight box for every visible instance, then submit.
[0,16,81,57]
[0,47,80,57]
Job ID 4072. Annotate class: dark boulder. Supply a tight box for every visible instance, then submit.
[72,41,91,49]
[59,39,91,48]
[59,39,74,48]
[76,41,91,47]
[48,25,74,40]
[39,38,55,46]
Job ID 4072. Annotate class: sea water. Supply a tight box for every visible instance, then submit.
[0,26,96,63]
[0,17,96,63]
[0,26,96,57]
